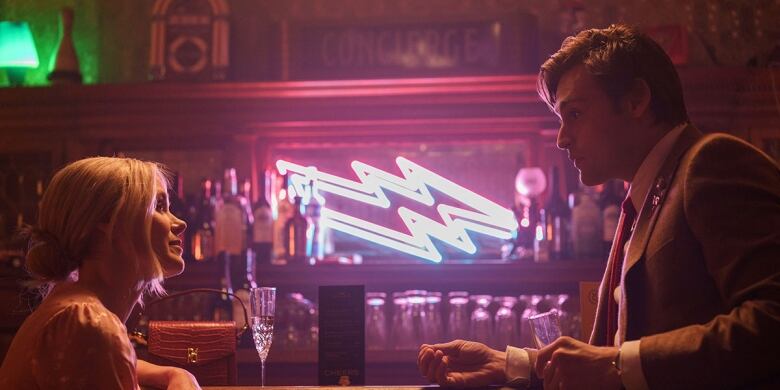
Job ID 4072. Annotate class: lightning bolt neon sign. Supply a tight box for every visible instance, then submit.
[276,157,517,263]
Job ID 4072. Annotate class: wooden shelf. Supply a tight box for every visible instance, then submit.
[165,259,605,295]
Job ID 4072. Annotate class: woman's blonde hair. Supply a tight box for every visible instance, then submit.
[25,156,170,296]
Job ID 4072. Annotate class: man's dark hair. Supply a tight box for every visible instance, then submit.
[538,24,689,126]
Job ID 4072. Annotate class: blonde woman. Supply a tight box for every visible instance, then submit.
[0,157,199,389]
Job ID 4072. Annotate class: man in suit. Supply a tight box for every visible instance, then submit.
[417,24,780,389]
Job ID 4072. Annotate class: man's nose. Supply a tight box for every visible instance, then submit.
[556,123,571,150]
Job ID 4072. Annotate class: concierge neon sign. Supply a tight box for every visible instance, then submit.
[276,157,517,262]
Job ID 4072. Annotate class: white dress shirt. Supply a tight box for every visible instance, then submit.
[505,122,687,389]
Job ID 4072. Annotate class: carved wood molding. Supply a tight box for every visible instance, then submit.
[0,68,778,147]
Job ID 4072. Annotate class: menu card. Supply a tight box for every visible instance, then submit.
[318,285,365,386]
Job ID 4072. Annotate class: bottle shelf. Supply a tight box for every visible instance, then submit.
[166,259,605,295]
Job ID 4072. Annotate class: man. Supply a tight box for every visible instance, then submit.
[417,24,780,389]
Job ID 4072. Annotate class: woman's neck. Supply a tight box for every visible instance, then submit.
[75,259,144,323]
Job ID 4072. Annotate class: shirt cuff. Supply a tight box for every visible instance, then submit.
[620,340,650,390]
[505,346,530,387]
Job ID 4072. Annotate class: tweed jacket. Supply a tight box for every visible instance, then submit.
[585,125,780,389]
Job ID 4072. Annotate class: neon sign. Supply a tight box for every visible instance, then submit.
[276,157,517,263]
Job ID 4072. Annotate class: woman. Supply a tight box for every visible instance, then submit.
[0,157,199,389]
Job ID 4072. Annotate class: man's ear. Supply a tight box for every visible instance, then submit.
[626,78,652,119]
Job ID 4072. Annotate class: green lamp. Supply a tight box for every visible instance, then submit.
[0,21,40,86]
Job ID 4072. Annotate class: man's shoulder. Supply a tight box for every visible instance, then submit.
[684,131,778,170]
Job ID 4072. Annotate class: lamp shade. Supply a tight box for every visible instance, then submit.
[0,21,39,68]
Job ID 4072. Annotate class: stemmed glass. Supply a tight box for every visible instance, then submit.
[250,287,276,387]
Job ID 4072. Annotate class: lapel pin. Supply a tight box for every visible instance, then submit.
[651,177,667,210]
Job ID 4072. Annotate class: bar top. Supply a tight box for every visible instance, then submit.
[202,387,512,390]
[203,387,437,390]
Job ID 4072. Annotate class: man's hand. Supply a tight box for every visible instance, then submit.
[417,339,506,388]
[534,336,621,390]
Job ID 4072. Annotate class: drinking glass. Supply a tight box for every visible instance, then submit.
[365,292,387,350]
[405,290,428,348]
[448,291,470,340]
[528,309,562,348]
[391,292,414,350]
[494,296,518,349]
[250,287,276,386]
[424,292,443,343]
[469,295,493,346]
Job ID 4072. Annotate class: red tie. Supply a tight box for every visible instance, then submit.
[605,196,637,346]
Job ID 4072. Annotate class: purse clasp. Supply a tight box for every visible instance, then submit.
[187,347,198,363]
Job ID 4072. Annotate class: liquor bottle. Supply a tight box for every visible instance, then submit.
[534,209,550,263]
[544,167,571,260]
[571,186,602,258]
[0,172,25,270]
[0,172,9,241]
[305,180,324,262]
[272,174,293,265]
[213,277,233,322]
[214,168,253,293]
[191,179,215,261]
[284,196,309,264]
[599,180,623,259]
[238,177,257,285]
[252,171,274,265]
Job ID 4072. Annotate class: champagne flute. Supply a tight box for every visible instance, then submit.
[250,287,276,387]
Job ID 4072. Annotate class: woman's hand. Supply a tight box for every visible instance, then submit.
[136,359,201,390]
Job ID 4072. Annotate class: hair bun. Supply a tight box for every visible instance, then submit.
[23,227,78,282]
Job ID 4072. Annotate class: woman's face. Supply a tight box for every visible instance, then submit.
[151,181,187,278]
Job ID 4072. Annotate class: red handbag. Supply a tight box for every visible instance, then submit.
[139,288,248,386]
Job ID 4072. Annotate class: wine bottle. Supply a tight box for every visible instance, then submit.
[191,179,215,261]
[284,196,309,264]
[214,168,253,293]
[599,180,623,259]
[544,167,571,260]
[272,174,293,265]
[571,186,602,258]
[252,171,274,265]
[238,177,257,287]
[305,180,324,262]
[533,209,549,263]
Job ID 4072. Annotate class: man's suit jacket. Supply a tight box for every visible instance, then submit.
[588,125,780,389]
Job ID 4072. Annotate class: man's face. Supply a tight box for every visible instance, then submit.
[554,65,637,185]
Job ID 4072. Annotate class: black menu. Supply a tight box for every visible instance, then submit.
[318,285,365,386]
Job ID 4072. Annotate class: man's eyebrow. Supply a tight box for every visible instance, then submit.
[554,97,587,113]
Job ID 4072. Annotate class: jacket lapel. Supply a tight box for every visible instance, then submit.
[624,125,703,274]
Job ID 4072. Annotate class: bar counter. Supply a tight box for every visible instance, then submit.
[203,387,436,389]
[202,387,507,390]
